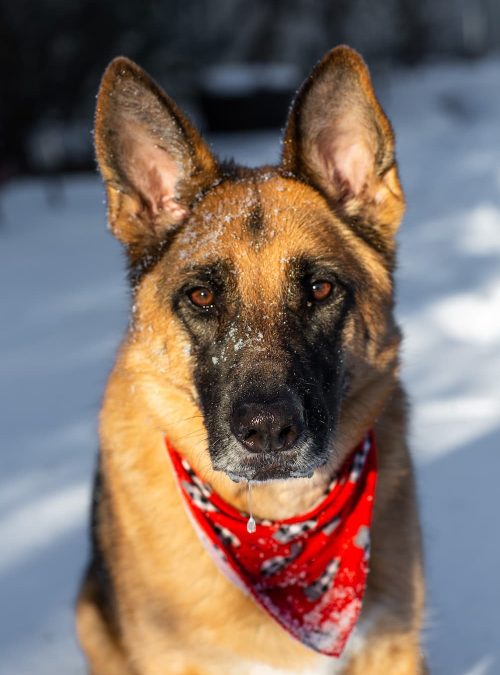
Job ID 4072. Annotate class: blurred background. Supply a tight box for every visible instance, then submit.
[1,1,499,674]
[1,0,500,179]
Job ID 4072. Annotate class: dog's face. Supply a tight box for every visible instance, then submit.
[95,47,404,482]
[165,177,358,482]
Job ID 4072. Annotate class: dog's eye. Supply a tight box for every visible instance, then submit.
[310,280,332,302]
[188,287,215,308]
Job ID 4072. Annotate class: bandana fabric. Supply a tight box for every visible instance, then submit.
[165,432,377,658]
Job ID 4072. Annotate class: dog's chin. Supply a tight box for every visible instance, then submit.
[212,440,329,484]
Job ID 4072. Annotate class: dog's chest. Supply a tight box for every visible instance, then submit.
[240,653,346,675]
[243,663,333,675]
[233,615,371,675]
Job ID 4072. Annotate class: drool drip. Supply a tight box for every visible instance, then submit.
[246,481,256,534]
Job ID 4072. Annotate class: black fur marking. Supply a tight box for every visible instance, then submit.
[85,461,119,635]
[246,198,264,235]
[127,229,178,288]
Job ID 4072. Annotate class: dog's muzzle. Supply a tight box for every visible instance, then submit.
[212,389,325,482]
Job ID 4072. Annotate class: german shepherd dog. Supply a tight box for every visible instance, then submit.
[76,46,426,674]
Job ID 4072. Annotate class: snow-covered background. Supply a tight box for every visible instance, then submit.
[1,57,499,674]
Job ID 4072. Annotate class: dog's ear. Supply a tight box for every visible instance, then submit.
[282,46,404,237]
[95,57,218,258]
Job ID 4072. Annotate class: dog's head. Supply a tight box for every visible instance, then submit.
[95,47,404,482]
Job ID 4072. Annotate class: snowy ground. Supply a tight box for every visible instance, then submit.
[1,57,500,674]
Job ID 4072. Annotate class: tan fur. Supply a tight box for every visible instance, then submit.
[76,46,426,674]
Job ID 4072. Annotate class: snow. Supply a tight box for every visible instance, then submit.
[1,56,500,674]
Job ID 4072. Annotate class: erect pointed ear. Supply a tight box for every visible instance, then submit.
[282,46,404,237]
[95,57,218,259]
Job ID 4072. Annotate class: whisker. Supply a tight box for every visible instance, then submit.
[172,429,208,443]
[168,414,204,426]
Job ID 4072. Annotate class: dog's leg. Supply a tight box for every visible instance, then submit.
[76,570,135,675]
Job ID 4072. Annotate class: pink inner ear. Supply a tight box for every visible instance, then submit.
[316,126,376,197]
[123,121,187,222]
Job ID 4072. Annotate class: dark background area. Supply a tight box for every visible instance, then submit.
[0,0,498,180]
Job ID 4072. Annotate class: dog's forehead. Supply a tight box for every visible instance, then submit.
[173,174,344,276]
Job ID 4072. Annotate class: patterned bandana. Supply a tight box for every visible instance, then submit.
[165,432,377,658]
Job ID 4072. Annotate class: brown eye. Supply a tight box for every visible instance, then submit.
[311,280,332,302]
[188,287,215,308]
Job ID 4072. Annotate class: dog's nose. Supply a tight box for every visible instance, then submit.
[230,399,304,453]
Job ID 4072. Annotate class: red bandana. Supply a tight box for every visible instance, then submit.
[166,432,377,658]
